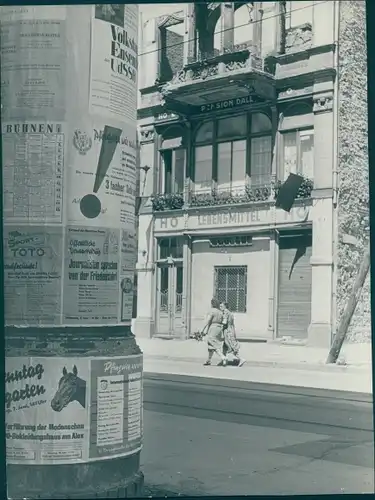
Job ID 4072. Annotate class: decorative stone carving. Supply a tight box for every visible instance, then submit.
[279,85,313,100]
[285,24,313,54]
[139,127,155,143]
[157,11,184,28]
[313,95,333,113]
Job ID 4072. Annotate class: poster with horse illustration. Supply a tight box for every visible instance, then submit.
[5,354,143,465]
[5,356,90,465]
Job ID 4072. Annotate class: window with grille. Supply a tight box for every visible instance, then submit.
[214,266,247,313]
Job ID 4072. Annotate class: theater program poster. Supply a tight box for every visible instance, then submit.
[5,357,90,465]
[88,354,143,460]
[0,6,67,122]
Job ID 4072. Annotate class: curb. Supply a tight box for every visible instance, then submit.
[143,354,371,373]
[144,372,374,401]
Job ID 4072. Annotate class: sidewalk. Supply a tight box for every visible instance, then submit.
[138,337,373,394]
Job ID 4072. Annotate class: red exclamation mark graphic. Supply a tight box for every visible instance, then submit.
[80,125,122,219]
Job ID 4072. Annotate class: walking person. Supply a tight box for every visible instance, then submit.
[220,302,246,367]
[201,298,227,366]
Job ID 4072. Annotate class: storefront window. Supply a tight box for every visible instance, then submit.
[281,129,314,180]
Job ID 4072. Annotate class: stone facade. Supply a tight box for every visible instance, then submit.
[337,1,370,342]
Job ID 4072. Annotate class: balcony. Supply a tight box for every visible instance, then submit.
[150,178,313,212]
[160,42,276,112]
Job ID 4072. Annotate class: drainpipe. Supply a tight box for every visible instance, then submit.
[331,0,340,339]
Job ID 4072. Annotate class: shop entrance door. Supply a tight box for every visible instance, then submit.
[156,262,184,337]
[277,232,312,339]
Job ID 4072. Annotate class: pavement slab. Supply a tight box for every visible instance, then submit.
[144,357,373,393]
[137,338,373,369]
[141,410,374,496]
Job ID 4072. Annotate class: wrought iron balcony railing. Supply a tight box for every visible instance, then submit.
[150,179,313,212]
[189,184,272,208]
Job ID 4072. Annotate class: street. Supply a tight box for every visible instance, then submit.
[141,374,374,496]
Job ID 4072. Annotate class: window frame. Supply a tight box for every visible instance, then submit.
[193,112,272,191]
[157,237,184,261]
[160,147,186,194]
[213,265,248,313]
[279,127,314,181]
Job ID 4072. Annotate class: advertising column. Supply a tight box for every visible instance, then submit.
[2,5,143,498]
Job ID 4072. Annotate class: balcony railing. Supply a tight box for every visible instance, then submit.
[190,184,271,207]
[150,178,313,212]
[151,192,184,212]
[161,43,275,93]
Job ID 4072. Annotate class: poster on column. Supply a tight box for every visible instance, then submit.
[3,226,63,326]
[2,121,64,223]
[120,229,137,322]
[5,356,90,465]
[88,354,143,460]
[0,6,67,122]
[89,4,138,123]
[67,120,137,229]
[63,226,121,325]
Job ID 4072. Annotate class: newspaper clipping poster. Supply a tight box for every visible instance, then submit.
[4,226,63,326]
[67,121,137,229]
[2,122,64,223]
[63,226,120,325]
[0,6,67,122]
[89,354,143,460]
[89,4,138,123]
[5,357,90,465]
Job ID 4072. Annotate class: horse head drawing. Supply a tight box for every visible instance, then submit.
[51,365,86,412]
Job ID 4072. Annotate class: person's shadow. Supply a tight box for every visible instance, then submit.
[218,358,240,367]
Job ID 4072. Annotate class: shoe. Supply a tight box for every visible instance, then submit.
[203,361,211,366]
[222,359,227,367]
[238,358,246,367]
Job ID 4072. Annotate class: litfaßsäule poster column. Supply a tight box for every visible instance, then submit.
[2,4,143,498]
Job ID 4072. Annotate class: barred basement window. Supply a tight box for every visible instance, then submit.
[209,235,253,247]
[214,266,247,313]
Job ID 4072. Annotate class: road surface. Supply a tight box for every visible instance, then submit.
[141,373,374,496]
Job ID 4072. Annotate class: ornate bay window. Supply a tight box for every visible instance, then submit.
[192,112,273,195]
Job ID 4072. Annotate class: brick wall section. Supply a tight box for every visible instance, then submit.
[337,1,370,342]
[159,28,183,81]
[165,29,184,75]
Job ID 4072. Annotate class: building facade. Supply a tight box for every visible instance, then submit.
[134,1,369,347]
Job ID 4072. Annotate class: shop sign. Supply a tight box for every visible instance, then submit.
[155,112,179,123]
[154,215,185,232]
[189,204,311,229]
[5,354,143,465]
[198,95,253,114]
